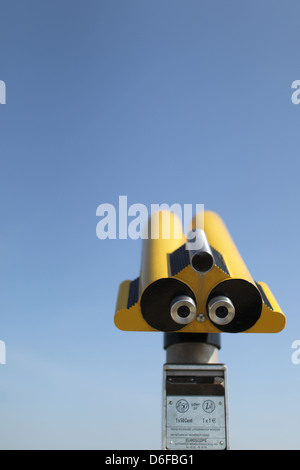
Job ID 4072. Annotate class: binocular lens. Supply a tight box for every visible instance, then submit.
[207,296,235,326]
[170,295,197,325]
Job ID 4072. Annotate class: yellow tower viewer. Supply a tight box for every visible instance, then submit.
[114,210,286,334]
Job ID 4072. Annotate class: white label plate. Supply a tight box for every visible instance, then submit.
[166,395,226,450]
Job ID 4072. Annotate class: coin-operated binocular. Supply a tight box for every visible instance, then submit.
[114,210,286,334]
[115,210,286,450]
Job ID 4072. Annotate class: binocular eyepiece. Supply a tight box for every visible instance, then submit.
[170,295,197,325]
[168,294,237,329]
[141,277,263,333]
[207,296,235,326]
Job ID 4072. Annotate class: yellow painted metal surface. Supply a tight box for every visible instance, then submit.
[193,211,254,284]
[140,210,186,292]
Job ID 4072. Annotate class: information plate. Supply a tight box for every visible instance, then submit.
[166,395,226,450]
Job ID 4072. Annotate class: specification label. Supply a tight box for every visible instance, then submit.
[166,395,226,450]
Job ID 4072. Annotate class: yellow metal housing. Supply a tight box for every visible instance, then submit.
[114,210,286,333]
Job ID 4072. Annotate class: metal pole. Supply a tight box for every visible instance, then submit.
[164,332,221,364]
[162,333,229,450]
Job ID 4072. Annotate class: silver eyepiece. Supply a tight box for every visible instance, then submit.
[170,295,197,325]
[207,296,235,326]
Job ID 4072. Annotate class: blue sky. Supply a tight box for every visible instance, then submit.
[0,0,300,449]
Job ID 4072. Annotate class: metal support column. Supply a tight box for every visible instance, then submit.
[164,333,221,364]
[162,333,229,450]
